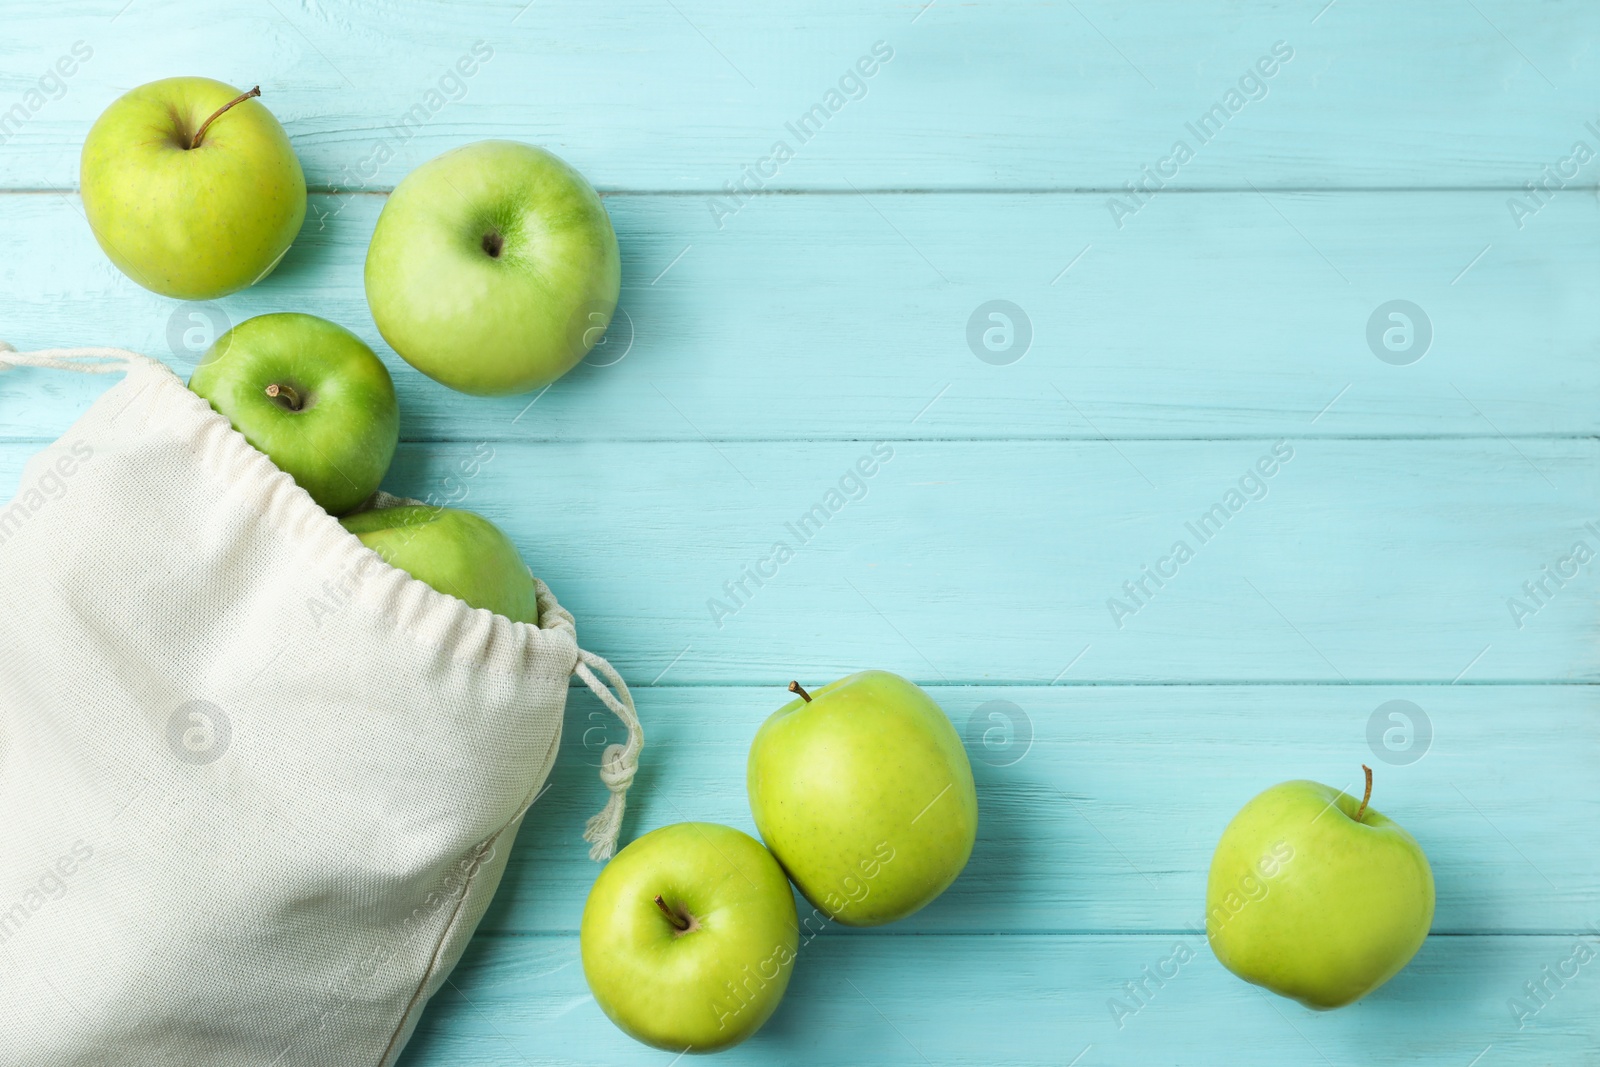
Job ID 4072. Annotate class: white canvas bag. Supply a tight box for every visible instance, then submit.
[0,344,642,1066]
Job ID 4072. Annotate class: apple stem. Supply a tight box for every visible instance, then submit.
[189,86,261,149]
[788,681,812,703]
[1354,764,1373,823]
[653,894,690,931]
[265,382,303,411]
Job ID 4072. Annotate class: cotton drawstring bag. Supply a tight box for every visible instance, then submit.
[0,344,642,1066]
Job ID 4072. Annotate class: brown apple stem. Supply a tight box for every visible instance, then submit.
[190,86,261,149]
[265,383,303,411]
[653,894,690,931]
[788,681,812,703]
[1354,764,1373,823]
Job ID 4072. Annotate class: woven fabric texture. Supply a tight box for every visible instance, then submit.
[0,350,637,1066]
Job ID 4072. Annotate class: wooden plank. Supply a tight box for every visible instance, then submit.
[2,437,1594,684]
[397,932,1600,1065]
[3,190,1599,440]
[0,2,1596,191]
[475,684,1600,936]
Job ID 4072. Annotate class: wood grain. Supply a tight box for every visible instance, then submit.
[2,435,1594,684]
[0,1,1595,191]
[386,437,1596,685]
[3,190,1599,441]
[399,932,1600,1066]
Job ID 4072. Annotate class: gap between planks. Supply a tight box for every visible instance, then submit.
[452,930,1600,939]
[5,435,1596,447]
[0,186,1597,197]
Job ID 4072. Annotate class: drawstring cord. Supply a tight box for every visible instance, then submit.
[572,648,643,861]
[0,343,143,374]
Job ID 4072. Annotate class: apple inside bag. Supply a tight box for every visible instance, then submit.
[0,345,642,1067]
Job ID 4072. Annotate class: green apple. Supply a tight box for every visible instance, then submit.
[339,506,539,625]
[581,822,798,1053]
[189,313,397,516]
[1206,766,1435,1009]
[747,671,978,926]
[81,78,305,299]
[363,140,621,396]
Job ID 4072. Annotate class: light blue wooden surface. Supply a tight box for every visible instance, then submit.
[2,1,1597,1064]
